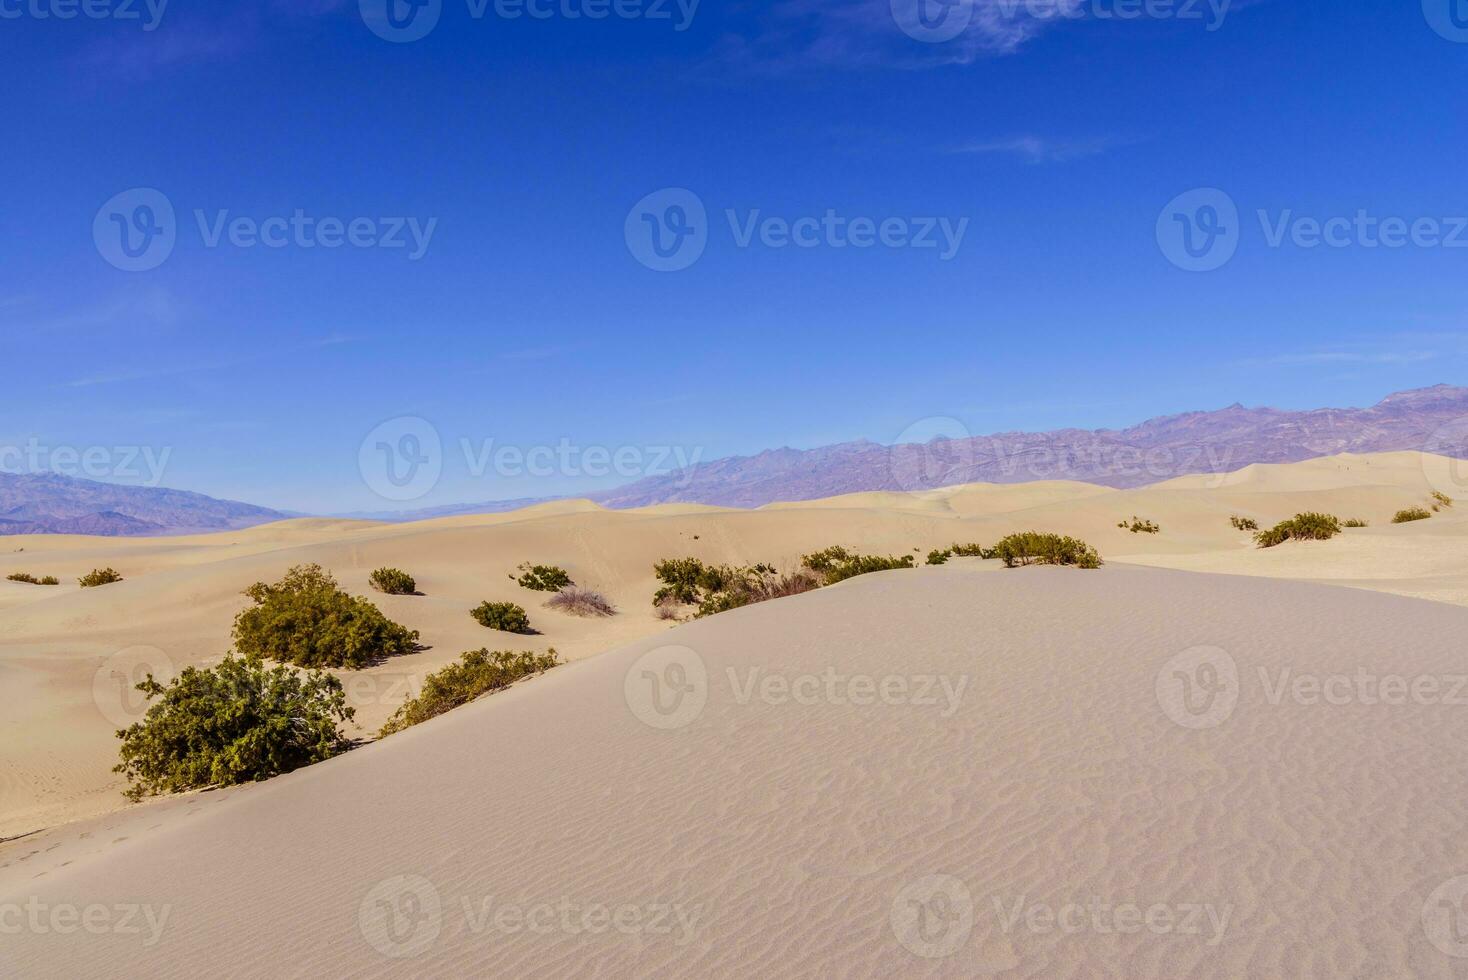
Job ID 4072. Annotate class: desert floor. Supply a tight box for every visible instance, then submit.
[2,451,1468,975]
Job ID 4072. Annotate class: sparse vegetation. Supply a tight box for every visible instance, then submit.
[1343,518,1369,528]
[113,653,354,801]
[1393,507,1433,524]
[470,600,533,633]
[1230,516,1260,532]
[233,564,420,669]
[949,543,990,558]
[801,546,916,584]
[1431,491,1454,510]
[7,572,59,585]
[378,648,560,737]
[1254,513,1342,548]
[546,586,616,618]
[368,567,417,595]
[654,597,682,621]
[78,567,123,588]
[1118,516,1161,534]
[926,549,950,565]
[994,532,1102,569]
[514,563,573,592]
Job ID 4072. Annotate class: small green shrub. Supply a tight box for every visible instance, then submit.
[1230,516,1260,532]
[801,546,915,584]
[379,648,560,737]
[1393,507,1432,524]
[652,557,820,618]
[114,653,354,801]
[7,572,58,585]
[1255,513,1342,548]
[233,564,420,669]
[1118,517,1161,534]
[994,532,1102,569]
[547,587,615,617]
[1343,518,1369,528]
[471,601,533,633]
[78,567,123,588]
[948,543,989,558]
[514,563,573,592]
[926,549,951,565]
[368,567,417,595]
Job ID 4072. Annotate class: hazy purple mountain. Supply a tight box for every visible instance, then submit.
[0,472,287,537]
[588,384,1468,508]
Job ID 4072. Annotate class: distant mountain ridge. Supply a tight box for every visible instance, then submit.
[0,472,286,537]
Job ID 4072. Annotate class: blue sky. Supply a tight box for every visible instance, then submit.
[3,0,1466,513]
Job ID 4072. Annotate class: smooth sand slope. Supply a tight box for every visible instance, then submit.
[1,450,1465,838]
[5,566,1468,977]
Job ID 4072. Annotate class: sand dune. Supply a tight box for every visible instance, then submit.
[1,450,1465,842]
[6,566,1468,977]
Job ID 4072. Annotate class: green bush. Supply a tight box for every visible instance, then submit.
[233,564,420,669]
[379,648,560,737]
[994,532,1102,569]
[1255,513,1342,548]
[1118,516,1160,534]
[113,653,354,801]
[1393,507,1432,524]
[949,543,989,558]
[1343,518,1369,528]
[652,557,820,618]
[1230,516,1260,532]
[514,563,573,592]
[801,546,915,584]
[7,572,59,585]
[78,567,123,588]
[926,549,951,565]
[471,600,532,633]
[368,567,417,595]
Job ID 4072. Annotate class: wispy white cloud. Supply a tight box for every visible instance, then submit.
[952,134,1132,163]
[1242,349,1441,369]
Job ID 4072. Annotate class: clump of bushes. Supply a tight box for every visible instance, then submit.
[994,532,1102,569]
[233,564,420,669]
[1343,518,1369,528]
[652,557,820,618]
[1118,517,1160,534]
[79,567,123,588]
[926,549,950,565]
[948,542,993,558]
[368,567,417,595]
[1431,491,1454,510]
[801,546,915,584]
[471,600,533,633]
[1393,507,1432,524]
[547,586,615,617]
[1255,513,1342,548]
[378,648,560,737]
[514,563,573,592]
[113,653,354,801]
[1230,516,1260,532]
[7,572,59,585]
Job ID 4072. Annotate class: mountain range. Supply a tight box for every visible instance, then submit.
[6,385,1468,534]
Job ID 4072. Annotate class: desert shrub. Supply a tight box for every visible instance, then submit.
[78,567,123,588]
[1254,513,1342,548]
[926,549,951,565]
[113,653,353,801]
[1431,491,1453,510]
[652,557,820,618]
[233,564,420,669]
[1343,518,1369,528]
[1118,516,1160,534]
[471,600,532,633]
[994,532,1102,569]
[368,567,417,595]
[654,597,682,621]
[547,586,616,617]
[1230,516,1260,532]
[515,563,573,592]
[801,546,916,584]
[1393,507,1432,524]
[949,543,988,557]
[652,557,722,606]
[6,572,57,585]
[378,648,560,737]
